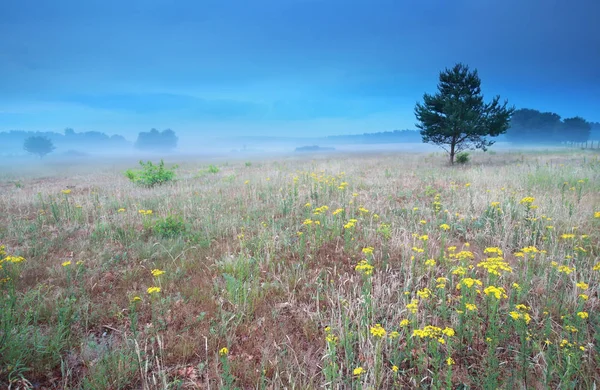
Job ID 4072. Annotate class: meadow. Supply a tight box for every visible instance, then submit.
[1,149,599,389]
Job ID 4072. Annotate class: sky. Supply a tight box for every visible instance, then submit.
[1,0,599,138]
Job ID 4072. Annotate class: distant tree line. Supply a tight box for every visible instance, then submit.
[1,128,180,156]
[0,129,130,154]
[326,130,422,144]
[506,109,593,143]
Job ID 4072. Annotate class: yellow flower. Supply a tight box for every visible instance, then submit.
[370,324,386,338]
[151,269,165,277]
[577,311,589,319]
[419,220,427,225]
[400,319,410,327]
[576,281,589,290]
[332,208,343,215]
[519,196,535,205]
[353,367,364,376]
[325,333,338,344]
[425,258,436,267]
[483,286,507,299]
[579,294,589,301]
[131,296,141,302]
[147,286,161,294]
[61,189,71,194]
[62,261,72,267]
[595,211,600,219]
[219,347,229,356]
[446,357,455,366]
[439,223,450,231]
[418,234,428,241]
[416,288,432,299]
[558,265,575,274]
[465,303,477,311]
[465,183,471,188]
[392,365,399,372]
[389,331,400,339]
[406,299,419,314]
[560,233,576,239]
[355,260,374,276]
[361,247,374,255]
[117,208,126,213]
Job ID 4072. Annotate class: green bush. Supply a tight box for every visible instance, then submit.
[153,215,187,238]
[125,160,177,187]
[207,164,220,174]
[455,152,470,164]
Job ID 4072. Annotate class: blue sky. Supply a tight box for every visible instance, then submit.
[1,0,599,138]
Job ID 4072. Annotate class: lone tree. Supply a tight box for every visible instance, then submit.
[23,136,56,158]
[415,63,514,164]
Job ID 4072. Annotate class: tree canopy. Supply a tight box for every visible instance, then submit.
[506,109,592,143]
[134,129,178,151]
[415,63,514,164]
[23,136,56,158]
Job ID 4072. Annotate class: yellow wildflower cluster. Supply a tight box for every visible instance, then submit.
[355,260,374,276]
[453,251,474,261]
[509,305,531,324]
[151,269,165,277]
[361,247,374,256]
[484,285,508,299]
[456,278,483,290]
[477,256,513,276]
[313,205,329,215]
[412,325,455,344]
[519,197,535,205]
[325,327,338,344]
[358,206,369,214]
[406,299,419,314]
[344,219,358,229]
[439,223,450,231]
[416,288,432,299]
[147,286,161,294]
[436,277,447,289]
[332,208,344,215]
[370,323,387,338]
[138,209,153,215]
[219,347,229,356]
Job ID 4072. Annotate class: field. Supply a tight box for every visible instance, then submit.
[1,150,600,389]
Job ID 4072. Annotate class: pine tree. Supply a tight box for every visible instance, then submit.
[415,63,514,164]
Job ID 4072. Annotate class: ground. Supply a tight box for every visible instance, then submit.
[1,149,599,389]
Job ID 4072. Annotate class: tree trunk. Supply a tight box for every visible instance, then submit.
[449,141,456,165]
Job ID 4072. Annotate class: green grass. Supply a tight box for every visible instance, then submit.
[0,149,599,388]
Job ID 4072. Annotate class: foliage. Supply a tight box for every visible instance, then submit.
[507,108,592,143]
[415,63,514,164]
[207,164,220,174]
[134,129,178,151]
[23,136,56,158]
[125,160,177,187]
[153,215,187,238]
[455,152,470,164]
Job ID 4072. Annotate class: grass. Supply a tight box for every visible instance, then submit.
[1,150,599,388]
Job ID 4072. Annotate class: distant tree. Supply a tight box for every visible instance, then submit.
[23,136,56,158]
[135,129,178,151]
[562,117,591,142]
[415,63,514,164]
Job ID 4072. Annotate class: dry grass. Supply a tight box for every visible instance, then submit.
[1,149,599,389]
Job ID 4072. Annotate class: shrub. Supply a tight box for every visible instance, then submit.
[207,164,220,174]
[125,160,177,187]
[456,152,470,164]
[153,215,187,238]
